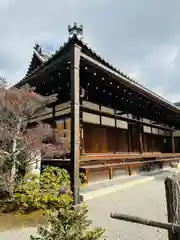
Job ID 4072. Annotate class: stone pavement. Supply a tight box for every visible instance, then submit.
[0,168,179,239]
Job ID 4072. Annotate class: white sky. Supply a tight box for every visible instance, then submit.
[1,0,180,102]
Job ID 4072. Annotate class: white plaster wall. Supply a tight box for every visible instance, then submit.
[116,119,128,129]
[83,112,100,124]
[101,116,115,127]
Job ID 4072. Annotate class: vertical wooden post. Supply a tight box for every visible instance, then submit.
[80,98,85,154]
[128,166,132,176]
[64,119,67,154]
[150,126,153,153]
[165,174,180,240]
[140,131,143,154]
[114,109,118,153]
[172,131,175,153]
[128,123,132,152]
[70,44,81,205]
[109,167,113,179]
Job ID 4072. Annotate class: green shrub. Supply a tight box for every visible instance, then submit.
[10,166,72,213]
[30,204,105,240]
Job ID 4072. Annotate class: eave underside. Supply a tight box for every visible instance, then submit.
[17,42,180,129]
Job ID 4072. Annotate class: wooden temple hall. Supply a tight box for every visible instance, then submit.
[15,23,180,202]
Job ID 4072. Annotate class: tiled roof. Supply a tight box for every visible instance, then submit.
[16,35,180,114]
[25,44,53,77]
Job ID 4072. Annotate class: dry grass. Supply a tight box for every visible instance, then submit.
[0,211,47,230]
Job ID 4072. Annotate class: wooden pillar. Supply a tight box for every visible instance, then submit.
[140,131,143,154]
[151,126,154,153]
[115,109,118,153]
[128,123,132,152]
[64,119,67,154]
[109,167,113,179]
[80,98,84,154]
[128,166,132,176]
[172,131,175,153]
[70,44,81,205]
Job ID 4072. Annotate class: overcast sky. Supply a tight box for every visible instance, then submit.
[1,0,180,102]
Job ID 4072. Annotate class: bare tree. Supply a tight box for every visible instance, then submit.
[0,79,64,194]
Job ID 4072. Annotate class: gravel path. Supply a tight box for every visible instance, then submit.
[87,170,175,240]
[0,168,178,240]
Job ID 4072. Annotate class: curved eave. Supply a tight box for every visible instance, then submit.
[15,35,180,116]
[15,38,73,88]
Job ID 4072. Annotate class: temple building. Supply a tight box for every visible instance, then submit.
[15,23,180,203]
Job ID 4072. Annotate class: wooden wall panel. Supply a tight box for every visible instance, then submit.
[95,126,107,153]
[144,133,152,152]
[107,127,117,152]
[56,119,66,153]
[163,136,172,153]
[84,124,100,153]
[152,135,164,152]
[143,133,172,153]
[116,129,129,152]
[83,123,128,153]
[130,124,140,153]
[175,137,180,153]
[83,124,93,153]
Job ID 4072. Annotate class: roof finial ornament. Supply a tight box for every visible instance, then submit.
[68,23,83,39]
[34,43,42,54]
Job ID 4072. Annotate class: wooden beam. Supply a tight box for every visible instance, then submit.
[70,44,81,205]
[81,105,173,131]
